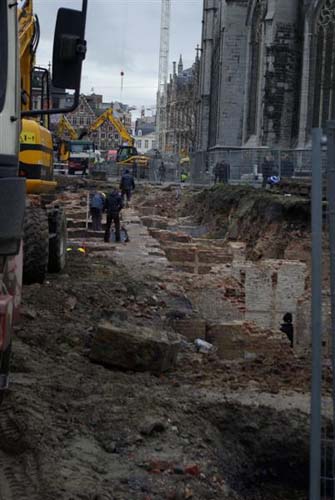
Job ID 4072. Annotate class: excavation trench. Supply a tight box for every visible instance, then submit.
[203,402,309,500]
[0,184,318,500]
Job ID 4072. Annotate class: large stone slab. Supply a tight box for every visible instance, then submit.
[90,322,180,373]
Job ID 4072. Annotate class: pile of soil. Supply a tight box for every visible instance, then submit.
[181,185,311,261]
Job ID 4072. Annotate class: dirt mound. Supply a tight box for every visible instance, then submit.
[182,185,310,261]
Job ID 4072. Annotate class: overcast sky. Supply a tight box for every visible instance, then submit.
[34,0,203,115]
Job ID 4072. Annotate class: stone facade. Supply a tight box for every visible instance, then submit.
[196,0,335,154]
[161,55,200,155]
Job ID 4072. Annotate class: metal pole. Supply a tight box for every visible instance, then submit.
[326,121,335,461]
[86,192,90,231]
[310,128,323,500]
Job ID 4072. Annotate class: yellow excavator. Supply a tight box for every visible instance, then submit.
[54,115,79,162]
[54,115,95,174]
[19,1,56,194]
[79,107,149,167]
[19,0,88,283]
[0,1,87,401]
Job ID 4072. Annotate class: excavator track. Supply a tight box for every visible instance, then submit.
[0,409,42,500]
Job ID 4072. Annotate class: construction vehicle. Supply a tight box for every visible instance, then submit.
[54,115,95,174]
[79,107,149,168]
[0,0,88,402]
[19,0,88,284]
[55,115,78,162]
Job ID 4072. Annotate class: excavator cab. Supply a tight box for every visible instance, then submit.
[117,145,139,162]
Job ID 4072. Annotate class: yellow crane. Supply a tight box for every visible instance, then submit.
[80,108,149,167]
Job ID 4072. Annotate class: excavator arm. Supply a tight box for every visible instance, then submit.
[82,108,135,146]
[19,0,38,112]
[55,116,78,141]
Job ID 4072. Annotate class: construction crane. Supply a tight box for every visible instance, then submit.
[156,0,171,152]
[79,108,149,167]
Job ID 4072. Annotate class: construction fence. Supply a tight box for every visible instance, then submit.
[81,147,326,187]
[91,156,184,184]
[189,147,328,186]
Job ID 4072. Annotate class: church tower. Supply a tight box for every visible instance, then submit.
[178,55,183,75]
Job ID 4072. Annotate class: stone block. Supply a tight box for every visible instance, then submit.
[90,322,180,373]
[274,261,306,312]
[229,242,246,263]
[149,229,192,244]
[164,245,196,263]
[141,216,169,230]
[197,249,230,264]
[206,321,247,360]
[171,319,206,341]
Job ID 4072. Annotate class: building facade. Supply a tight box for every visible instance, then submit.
[196,0,335,155]
[56,94,133,152]
[135,115,156,136]
[160,54,199,155]
[135,132,157,154]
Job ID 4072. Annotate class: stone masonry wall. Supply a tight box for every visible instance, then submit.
[263,21,302,147]
[234,259,307,330]
[217,1,249,147]
[295,293,332,354]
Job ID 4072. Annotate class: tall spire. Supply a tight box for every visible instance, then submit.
[178,54,183,75]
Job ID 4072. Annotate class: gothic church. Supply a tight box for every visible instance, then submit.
[196,0,335,152]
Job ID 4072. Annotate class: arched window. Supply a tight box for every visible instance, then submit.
[247,0,265,138]
[313,0,335,127]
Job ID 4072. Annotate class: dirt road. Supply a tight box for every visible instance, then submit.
[0,183,315,500]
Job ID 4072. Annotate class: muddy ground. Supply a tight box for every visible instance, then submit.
[0,182,319,500]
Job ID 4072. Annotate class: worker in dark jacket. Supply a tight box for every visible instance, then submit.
[120,169,135,205]
[159,161,166,182]
[280,312,294,348]
[104,188,123,243]
[214,160,230,184]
